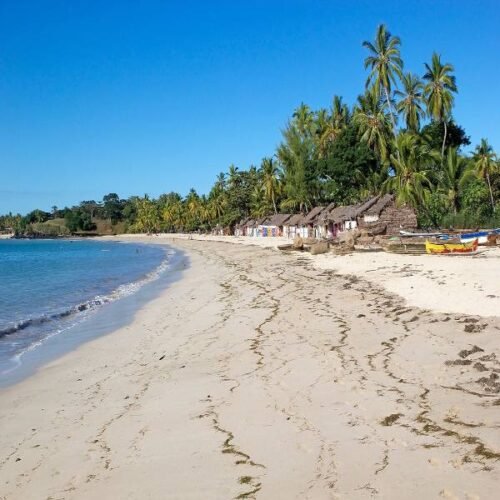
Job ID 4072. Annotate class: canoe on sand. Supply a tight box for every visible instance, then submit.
[425,239,478,255]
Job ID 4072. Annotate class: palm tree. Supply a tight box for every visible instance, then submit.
[439,148,474,214]
[293,103,315,137]
[353,89,391,162]
[423,52,457,158]
[363,24,403,139]
[316,96,350,156]
[473,138,498,211]
[383,133,434,208]
[260,157,282,214]
[395,73,425,132]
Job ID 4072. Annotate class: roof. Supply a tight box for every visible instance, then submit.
[303,206,326,224]
[364,194,394,216]
[263,213,292,226]
[328,196,380,223]
[286,213,306,226]
[317,202,337,223]
[244,218,257,228]
[236,216,251,228]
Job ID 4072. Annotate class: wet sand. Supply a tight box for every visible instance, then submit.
[1,238,499,499]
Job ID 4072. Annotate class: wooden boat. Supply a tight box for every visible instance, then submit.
[277,243,295,252]
[425,238,478,255]
[382,238,427,254]
[459,229,500,245]
[400,230,445,238]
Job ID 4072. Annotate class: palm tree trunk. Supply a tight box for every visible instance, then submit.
[272,193,277,214]
[486,173,495,212]
[384,86,400,162]
[441,120,448,159]
[384,87,398,138]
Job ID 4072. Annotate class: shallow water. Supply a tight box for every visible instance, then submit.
[0,239,181,383]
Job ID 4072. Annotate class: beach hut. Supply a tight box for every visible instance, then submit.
[314,202,336,239]
[259,213,293,237]
[245,218,263,237]
[359,194,417,235]
[283,213,305,239]
[234,216,251,236]
[302,206,326,238]
[328,197,379,237]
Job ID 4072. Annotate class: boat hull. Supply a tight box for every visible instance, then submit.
[460,229,499,245]
[425,239,478,255]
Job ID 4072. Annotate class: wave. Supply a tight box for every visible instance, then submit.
[0,248,175,341]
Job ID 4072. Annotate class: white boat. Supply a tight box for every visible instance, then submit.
[459,229,500,245]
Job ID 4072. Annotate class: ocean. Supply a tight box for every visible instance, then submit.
[0,239,179,383]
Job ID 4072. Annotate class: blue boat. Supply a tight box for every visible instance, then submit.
[460,228,500,244]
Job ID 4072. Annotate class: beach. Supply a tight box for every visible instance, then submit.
[1,236,499,499]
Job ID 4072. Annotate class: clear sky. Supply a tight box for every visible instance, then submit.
[1,0,499,214]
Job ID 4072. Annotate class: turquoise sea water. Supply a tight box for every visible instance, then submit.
[0,239,173,379]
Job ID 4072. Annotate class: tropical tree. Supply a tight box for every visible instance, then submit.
[259,157,282,214]
[363,24,403,139]
[438,148,474,214]
[353,89,391,162]
[293,103,315,137]
[423,52,457,157]
[277,122,315,212]
[134,196,160,233]
[316,96,350,156]
[395,73,425,132]
[383,133,434,208]
[473,138,498,211]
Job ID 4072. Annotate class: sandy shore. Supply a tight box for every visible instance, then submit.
[118,233,500,317]
[1,237,499,499]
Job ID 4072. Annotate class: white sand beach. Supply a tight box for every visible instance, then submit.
[1,236,499,499]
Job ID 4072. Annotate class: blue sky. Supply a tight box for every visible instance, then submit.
[1,0,499,214]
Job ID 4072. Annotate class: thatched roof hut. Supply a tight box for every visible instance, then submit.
[316,202,336,224]
[264,213,293,227]
[303,206,326,225]
[360,194,417,235]
[286,213,306,226]
[364,194,393,217]
[328,197,379,224]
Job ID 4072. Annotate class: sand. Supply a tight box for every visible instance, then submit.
[1,236,499,499]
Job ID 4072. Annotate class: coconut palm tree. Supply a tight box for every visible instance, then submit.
[134,197,160,234]
[260,157,282,214]
[353,89,391,162]
[363,24,403,139]
[227,164,239,189]
[316,96,350,156]
[473,138,498,211]
[439,148,474,214]
[395,73,425,132]
[423,52,457,158]
[383,133,434,208]
[293,103,315,137]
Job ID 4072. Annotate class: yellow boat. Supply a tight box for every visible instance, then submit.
[425,238,478,255]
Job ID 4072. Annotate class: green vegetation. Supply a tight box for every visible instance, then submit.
[1,24,498,237]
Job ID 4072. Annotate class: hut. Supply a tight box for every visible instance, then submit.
[283,213,306,239]
[302,206,326,238]
[314,202,336,239]
[259,213,292,237]
[328,197,379,237]
[234,216,251,237]
[359,194,417,235]
[241,218,260,237]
